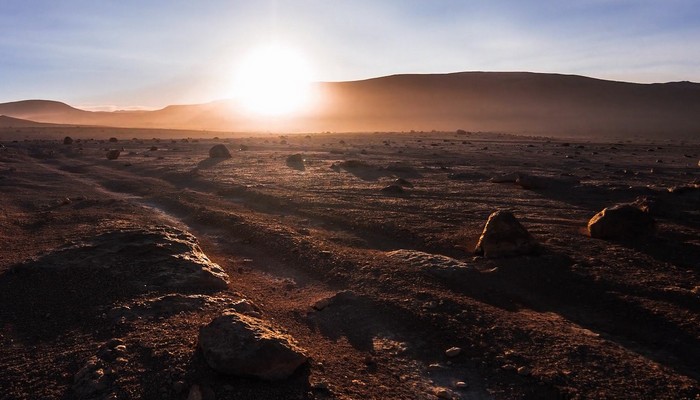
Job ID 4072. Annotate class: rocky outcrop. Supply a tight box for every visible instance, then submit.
[198,313,308,380]
[588,204,655,240]
[474,211,538,258]
[25,226,229,293]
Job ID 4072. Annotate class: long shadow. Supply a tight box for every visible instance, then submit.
[339,161,423,181]
[192,157,228,172]
[437,252,700,381]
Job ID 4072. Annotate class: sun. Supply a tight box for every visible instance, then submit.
[233,44,315,116]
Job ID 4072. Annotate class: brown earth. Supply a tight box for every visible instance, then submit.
[1,128,699,399]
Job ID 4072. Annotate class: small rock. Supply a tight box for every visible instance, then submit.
[501,364,516,371]
[229,299,263,317]
[517,366,532,376]
[209,144,232,158]
[286,153,304,164]
[63,136,74,145]
[435,387,453,399]
[106,149,121,160]
[381,184,405,194]
[455,381,468,388]
[393,178,413,187]
[445,347,461,357]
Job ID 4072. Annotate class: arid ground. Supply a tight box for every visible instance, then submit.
[1,128,699,399]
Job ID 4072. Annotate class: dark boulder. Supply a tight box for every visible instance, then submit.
[63,136,74,145]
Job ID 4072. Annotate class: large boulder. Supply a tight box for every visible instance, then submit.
[198,313,308,380]
[474,211,538,258]
[208,144,232,158]
[587,204,655,240]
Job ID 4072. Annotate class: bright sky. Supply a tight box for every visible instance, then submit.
[1,0,698,110]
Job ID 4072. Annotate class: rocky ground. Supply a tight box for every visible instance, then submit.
[0,128,699,399]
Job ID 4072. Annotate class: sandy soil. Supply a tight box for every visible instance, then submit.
[1,129,699,399]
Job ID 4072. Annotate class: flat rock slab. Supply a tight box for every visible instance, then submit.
[20,225,229,293]
[386,249,473,279]
[198,312,308,380]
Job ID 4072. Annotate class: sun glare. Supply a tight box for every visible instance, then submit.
[233,44,314,116]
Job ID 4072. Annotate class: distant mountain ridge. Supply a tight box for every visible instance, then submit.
[1,72,699,137]
[0,114,66,128]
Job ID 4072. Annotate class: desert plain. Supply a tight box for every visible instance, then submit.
[0,126,698,400]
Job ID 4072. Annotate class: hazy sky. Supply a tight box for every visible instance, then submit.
[1,0,699,109]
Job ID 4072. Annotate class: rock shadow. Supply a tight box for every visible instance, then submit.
[435,252,700,380]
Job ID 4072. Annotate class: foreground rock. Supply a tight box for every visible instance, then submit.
[198,313,308,380]
[588,204,655,240]
[474,211,538,257]
[22,226,229,293]
[208,144,232,158]
[106,149,120,160]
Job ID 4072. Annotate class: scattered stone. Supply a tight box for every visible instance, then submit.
[435,387,453,399]
[73,357,111,397]
[149,146,158,151]
[393,177,413,187]
[239,144,249,151]
[381,184,405,194]
[198,312,308,380]
[286,153,304,164]
[63,136,73,145]
[106,149,121,160]
[517,366,532,376]
[445,347,461,357]
[208,144,232,158]
[455,381,468,388]
[587,204,655,240]
[474,211,538,258]
[229,299,263,317]
[108,137,118,142]
[501,364,517,371]
[668,183,700,195]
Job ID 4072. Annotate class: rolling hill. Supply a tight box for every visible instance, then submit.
[1,72,699,137]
